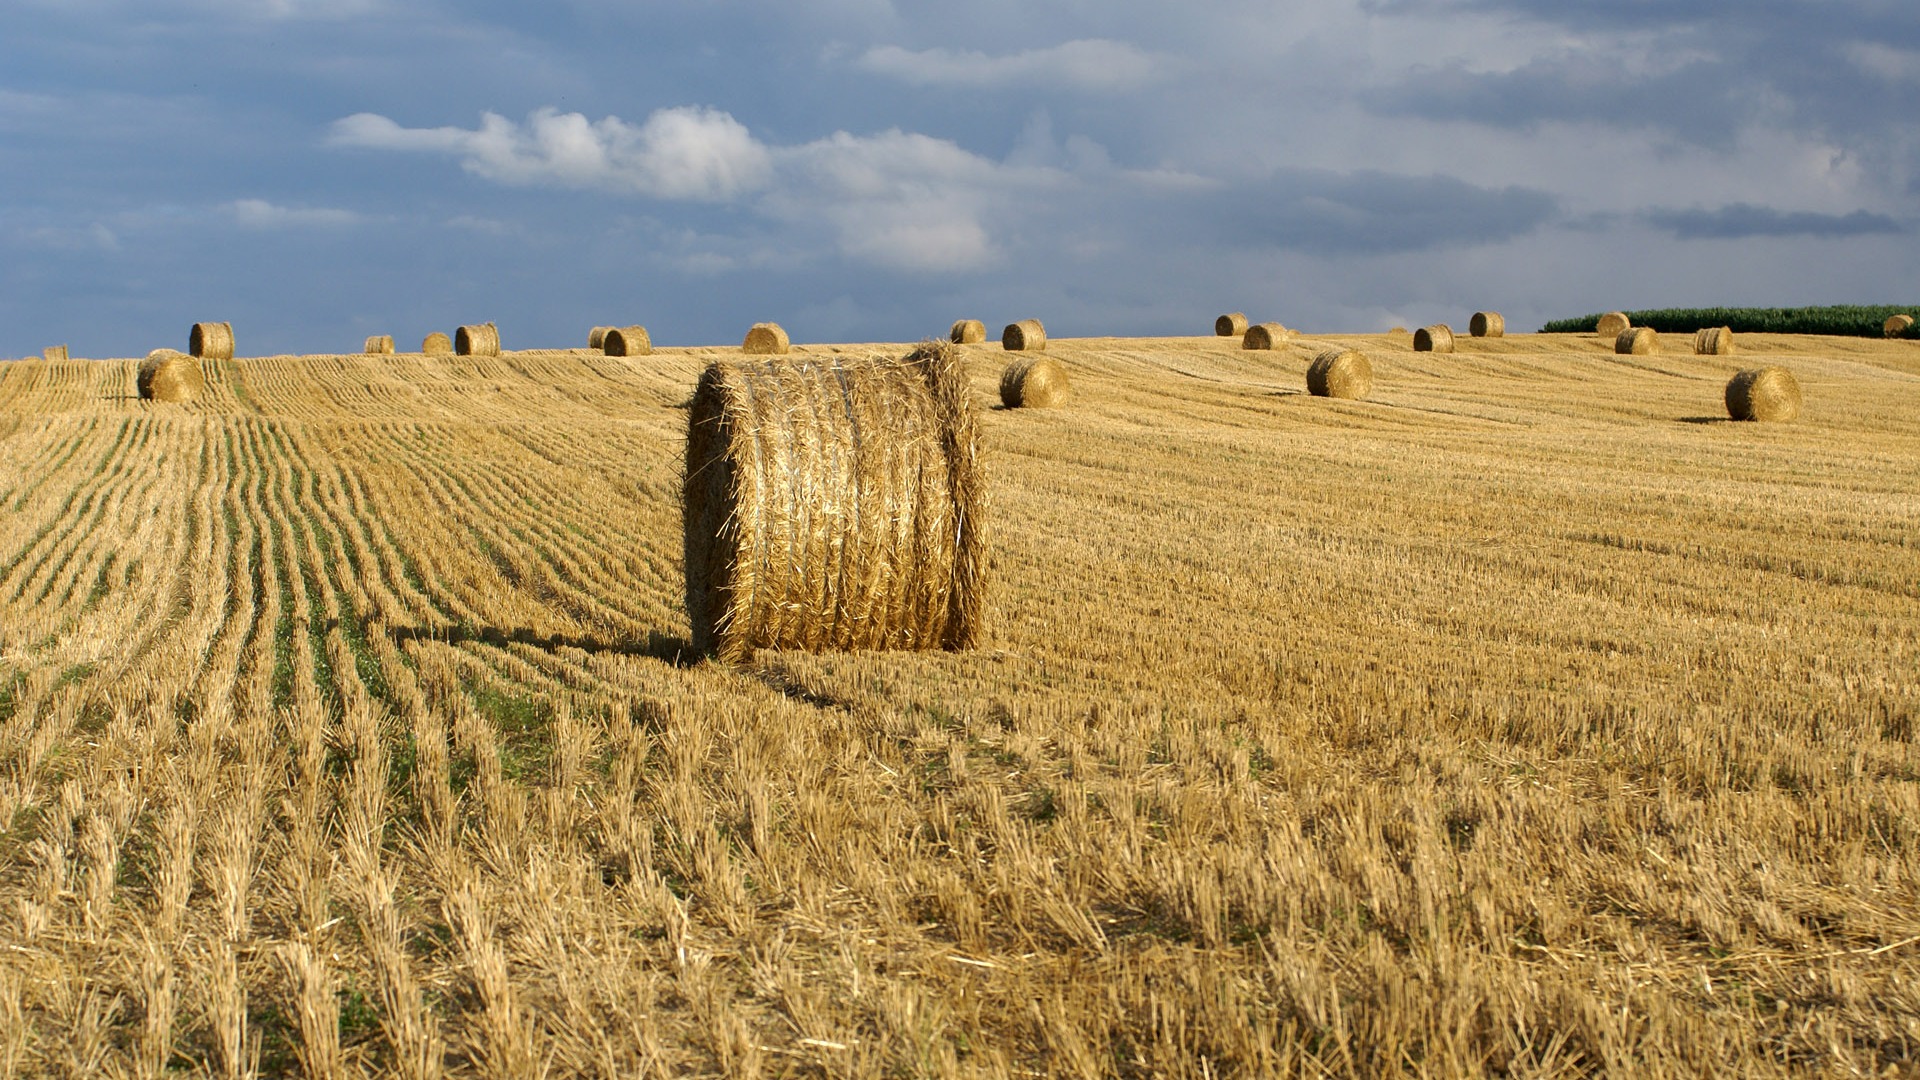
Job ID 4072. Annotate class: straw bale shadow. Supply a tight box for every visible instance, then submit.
[384,622,700,667]
[1677,416,1732,425]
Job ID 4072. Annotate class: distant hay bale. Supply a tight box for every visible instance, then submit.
[1693,327,1735,356]
[999,357,1070,409]
[950,319,986,344]
[456,323,500,357]
[1616,327,1658,355]
[1306,348,1373,400]
[1725,366,1801,422]
[683,339,987,663]
[588,326,613,350]
[1886,314,1914,338]
[1413,325,1454,353]
[1242,323,1291,350]
[743,322,791,355]
[1596,312,1631,338]
[1002,319,1046,351]
[604,326,652,356]
[364,335,394,355]
[42,345,68,362]
[423,332,453,355]
[138,349,205,403]
[1469,311,1505,338]
[1387,326,1409,336]
[1215,313,1249,337]
[190,322,234,360]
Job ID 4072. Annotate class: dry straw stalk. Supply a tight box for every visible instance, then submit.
[1886,314,1914,338]
[138,349,205,403]
[1307,348,1373,400]
[1469,312,1505,338]
[743,323,791,355]
[422,332,453,355]
[684,339,987,662]
[1242,323,1291,350]
[1002,319,1047,352]
[1215,313,1249,337]
[364,335,395,355]
[588,326,613,350]
[1596,312,1631,338]
[190,322,234,361]
[1694,327,1735,356]
[456,323,500,357]
[1616,327,1658,355]
[1000,357,1070,409]
[950,319,986,344]
[604,326,652,357]
[1413,325,1454,353]
[1726,366,1801,422]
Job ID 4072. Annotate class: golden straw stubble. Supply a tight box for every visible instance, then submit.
[950,319,986,344]
[1616,327,1658,355]
[1002,319,1046,351]
[683,340,987,663]
[455,323,499,356]
[1215,313,1249,337]
[1596,312,1631,338]
[1306,348,1373,400]
[1725,366,1801,422]
[422,332,453,355]
[603,326,651,356]
[1242,323,1291,350]
[1469,311,1505,338]
[138,349,205,403]
[1000,357,1070,409]
[743,322,791,355]
[190,322,234,360]
[1693,327,1735,356]
[1413,325,1454,353]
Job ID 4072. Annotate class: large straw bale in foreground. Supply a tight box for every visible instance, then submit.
[1694,327,1735,356]
[1413,325,1454,352]
[1000,357,1070,408]
[744,323,791,355]
[1596,312,1631,338]
[1887,314,1914,338]
[1002,319,1046,351]
[1243,323,1291,350]
[1616,327,1658,355]
[190,322,234,360]
[456,323,500,357]
[683,340,987,663]
[138,350,204,403]
[604,326,652,356]
[950,319,986,344]
[364,335,394,355]
[1726,366,1801,422]
[1307,348,1373,399]
[423,332,453,355]
[1215,313,1249,337]
[1469,311,1505,338]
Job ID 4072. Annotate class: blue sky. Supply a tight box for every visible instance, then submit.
[3,0,1915,356]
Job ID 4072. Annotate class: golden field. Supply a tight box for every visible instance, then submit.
[0,330,1916,1077]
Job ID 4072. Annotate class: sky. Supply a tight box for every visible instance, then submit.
[2,0,1916,356]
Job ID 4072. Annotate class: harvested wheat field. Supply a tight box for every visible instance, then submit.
[0,331,1916,1077]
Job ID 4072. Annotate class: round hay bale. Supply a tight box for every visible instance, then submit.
[1242,323,1291,350]
[1615,327,1658,355]
[1002,319,1046,351]
[743,322,791,355]
[1885,314,1914,338]
[1596,312,1631,338]
[1693,327,1735,356]
[423,332,453,355]
[683,339,986,663]
[1413,325,1454,353]
[1215,313,1249,337]
[1725,366,1801,422]
[138,349,205,403]
[999,357,1070,409]
[190,322,233,360]
[42,345,68,362]
[588,326,613,350]
[1306,348,1373,400]
[456,323,500,357]
[604,325,652,357]
[1469,311,1505,338]
[949,319,986,344]
[364,335,394,355]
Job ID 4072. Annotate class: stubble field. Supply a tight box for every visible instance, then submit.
[0,330,1916,1077]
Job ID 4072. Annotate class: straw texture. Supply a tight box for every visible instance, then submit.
[1469,312,1505,338]
[1215,313,1249,337]
[999,357,1070,409]
[423,332,453,355]
[1596,312,1631,338]
[1307,349,1373,400]
[456,323,500,357]
[1242,323,1291,350]
[1725,366,1801,422]
[1413,325,1454,353]
[138,350,205,403]
[364,335,395,355]
[1002,319,1046,352]
[1616,327,1658,355]
[1886,314,1914,338]
[604,326,652,357]
[1693,327,1735,356]
[743,323,791,355]
[950,320,986,344]
[589,326,613,350]
[683,340,987,663]
[190,322,234,361]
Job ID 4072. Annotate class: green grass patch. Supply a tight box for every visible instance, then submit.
[464,678,555,782]
[1541,304,1920,338]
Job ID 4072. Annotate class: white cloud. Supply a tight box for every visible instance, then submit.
[229,198,362,228]
[853,39,1166,91]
